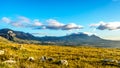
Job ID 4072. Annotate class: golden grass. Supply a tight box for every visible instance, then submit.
[0,36,120,68]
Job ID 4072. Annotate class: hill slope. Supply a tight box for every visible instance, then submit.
[0,28,36,40]
[0,37,120,68]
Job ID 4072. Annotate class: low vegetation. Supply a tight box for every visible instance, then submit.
[0,36,120,68]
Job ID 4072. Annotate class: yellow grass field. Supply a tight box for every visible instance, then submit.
[0,36,120,68]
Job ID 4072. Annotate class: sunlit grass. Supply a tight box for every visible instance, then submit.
[0,36,120,68]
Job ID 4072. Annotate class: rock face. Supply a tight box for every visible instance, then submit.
[0,29,16,41]
[7,30,16,40]
[41,56,47,62]
[28,57,35,61]
[57,60,68,65]
[47,57,54,61]
[3,60,16,64]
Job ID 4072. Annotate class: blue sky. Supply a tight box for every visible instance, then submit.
[0,0,120,40]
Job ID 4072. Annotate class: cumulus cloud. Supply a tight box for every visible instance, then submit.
[1,17,24,27]
[33,19,43,26]
[18,16,30,23]
[1,16,83,30]
[46,19,64,27]
[72,32,96,36]
[90,21,120,30]
[45,19,64,30]
[2,17,11,23]
[42,19,83,30]
[62,23,83,30]
[11,22,24,27]
[1,16,43,28]
[11,16,31,27]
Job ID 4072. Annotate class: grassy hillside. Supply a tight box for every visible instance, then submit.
[0,36,120,68]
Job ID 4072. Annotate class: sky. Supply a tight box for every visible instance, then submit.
[0,0,120,40]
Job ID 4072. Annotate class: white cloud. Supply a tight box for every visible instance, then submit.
[45,19,64,30]
[62,23,83,30]
[33,19,43,26]
[0,16,34,28]
[1,17,11,23]
[82,32,94,36]
[1,16,83,30]
[72,32,96,36]
[46,19,64,27]
[11,22,24,27]
[1,16,31,27]
[90,21,106,26]
[18,16,30,23]
[90,21,120,30]
[44,19,83,30]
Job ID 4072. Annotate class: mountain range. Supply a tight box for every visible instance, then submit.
[0,28,120,48]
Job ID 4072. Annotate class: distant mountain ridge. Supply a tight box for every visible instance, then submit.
[0,28,120,48]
